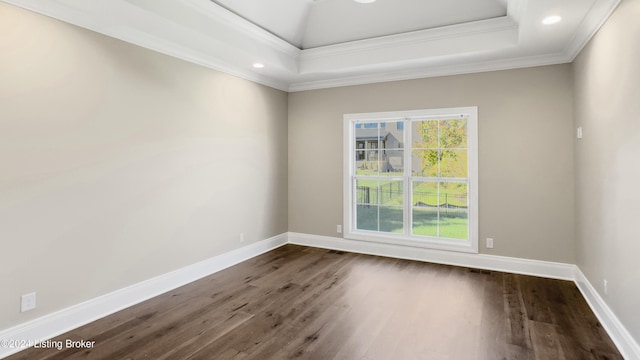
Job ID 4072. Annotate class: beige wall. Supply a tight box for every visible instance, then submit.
[289,65,575,263]
[11,0,638,341]
[0,3,288,329]
[573,0,640,342]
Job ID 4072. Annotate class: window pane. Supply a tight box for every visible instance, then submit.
[356,176,379,231]
[356,179,377,205]
[384,121,404,149]
[438,182,468,240]
[412,120,438,148]
[355,123,381,176]
[356,205,378,231]
[412,181,438,236]
[379,206,404,234]
[412,181,438,207]
[411,182,468,239]
[355,150,379,176]
[380,149,404,176]
[412,207,438,237]
[413,181,438,236]
[367,149,380,161]
[439,182,468,208]
[439,210,468,240]
[356,121,404,176]
[439,119,467,148]
[379,180,404,206]
[356,123,377,138]
[440,149,467,178]
[411,149,438,177]
[356,180,404,234]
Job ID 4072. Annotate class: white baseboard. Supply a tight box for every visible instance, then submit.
[288,232,640,359]
[574,268,640,360]
[0,233,288,359]
[3,232,638,360]
[288,232,575,280]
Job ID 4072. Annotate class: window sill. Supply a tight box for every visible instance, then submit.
[345,231,478,254]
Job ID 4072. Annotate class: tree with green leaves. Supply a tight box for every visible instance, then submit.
[415,119,467,178]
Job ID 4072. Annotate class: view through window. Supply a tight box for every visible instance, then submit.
[344,107,478,252]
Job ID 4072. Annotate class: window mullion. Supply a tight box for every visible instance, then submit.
[436,119,441,238]
[404,118,412,236]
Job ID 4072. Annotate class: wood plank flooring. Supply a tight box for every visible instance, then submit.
[7,245,622,360]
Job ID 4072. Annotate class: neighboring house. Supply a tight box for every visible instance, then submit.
[355,122,404,173]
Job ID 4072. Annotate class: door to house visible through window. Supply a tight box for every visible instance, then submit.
[343,107,478,253]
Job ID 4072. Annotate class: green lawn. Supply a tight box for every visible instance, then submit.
[356,205,468,240]
[412,207,468,239]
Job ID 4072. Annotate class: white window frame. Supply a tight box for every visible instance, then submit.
[343,107,478,253]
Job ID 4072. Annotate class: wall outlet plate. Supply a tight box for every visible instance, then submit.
[21,292,36,312]
[486,238,494,249]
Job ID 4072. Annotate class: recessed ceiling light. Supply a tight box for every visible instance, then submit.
[253,63,265,69]
[542,15,562,25]
[353,0,376,3]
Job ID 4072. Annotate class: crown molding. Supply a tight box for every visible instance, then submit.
[1,0,292,91]
[0,0,622,93]
[506,0,526,23]
[289,52,570,92]
[298,17,519,74]
[300,16,518,60]
[178,0,301,58]
[564,0,621,61]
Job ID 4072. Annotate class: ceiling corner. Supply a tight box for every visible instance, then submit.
[564,0,622,62]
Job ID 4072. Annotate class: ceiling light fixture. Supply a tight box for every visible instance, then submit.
[252,63,265,69]
[542,15,562,25]
[353,0,376,3]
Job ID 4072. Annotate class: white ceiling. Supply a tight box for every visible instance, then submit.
[1,0,621,92]
[213,0,508,49]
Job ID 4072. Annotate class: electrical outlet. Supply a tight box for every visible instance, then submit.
[21,292,36,313]
[486,238,494,249]
[336,225,342,233]
[604,279,608,295]
[239,233,245,243]
[577,126,583,139]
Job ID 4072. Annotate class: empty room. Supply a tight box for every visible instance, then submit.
[1,0,639,359]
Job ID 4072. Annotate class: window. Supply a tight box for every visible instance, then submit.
[343,107,478,253]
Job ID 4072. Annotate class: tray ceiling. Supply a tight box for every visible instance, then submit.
[212,0,508,49]
[1,0,621,91]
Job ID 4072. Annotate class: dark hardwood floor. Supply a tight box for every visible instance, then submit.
[8,245,622,360]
